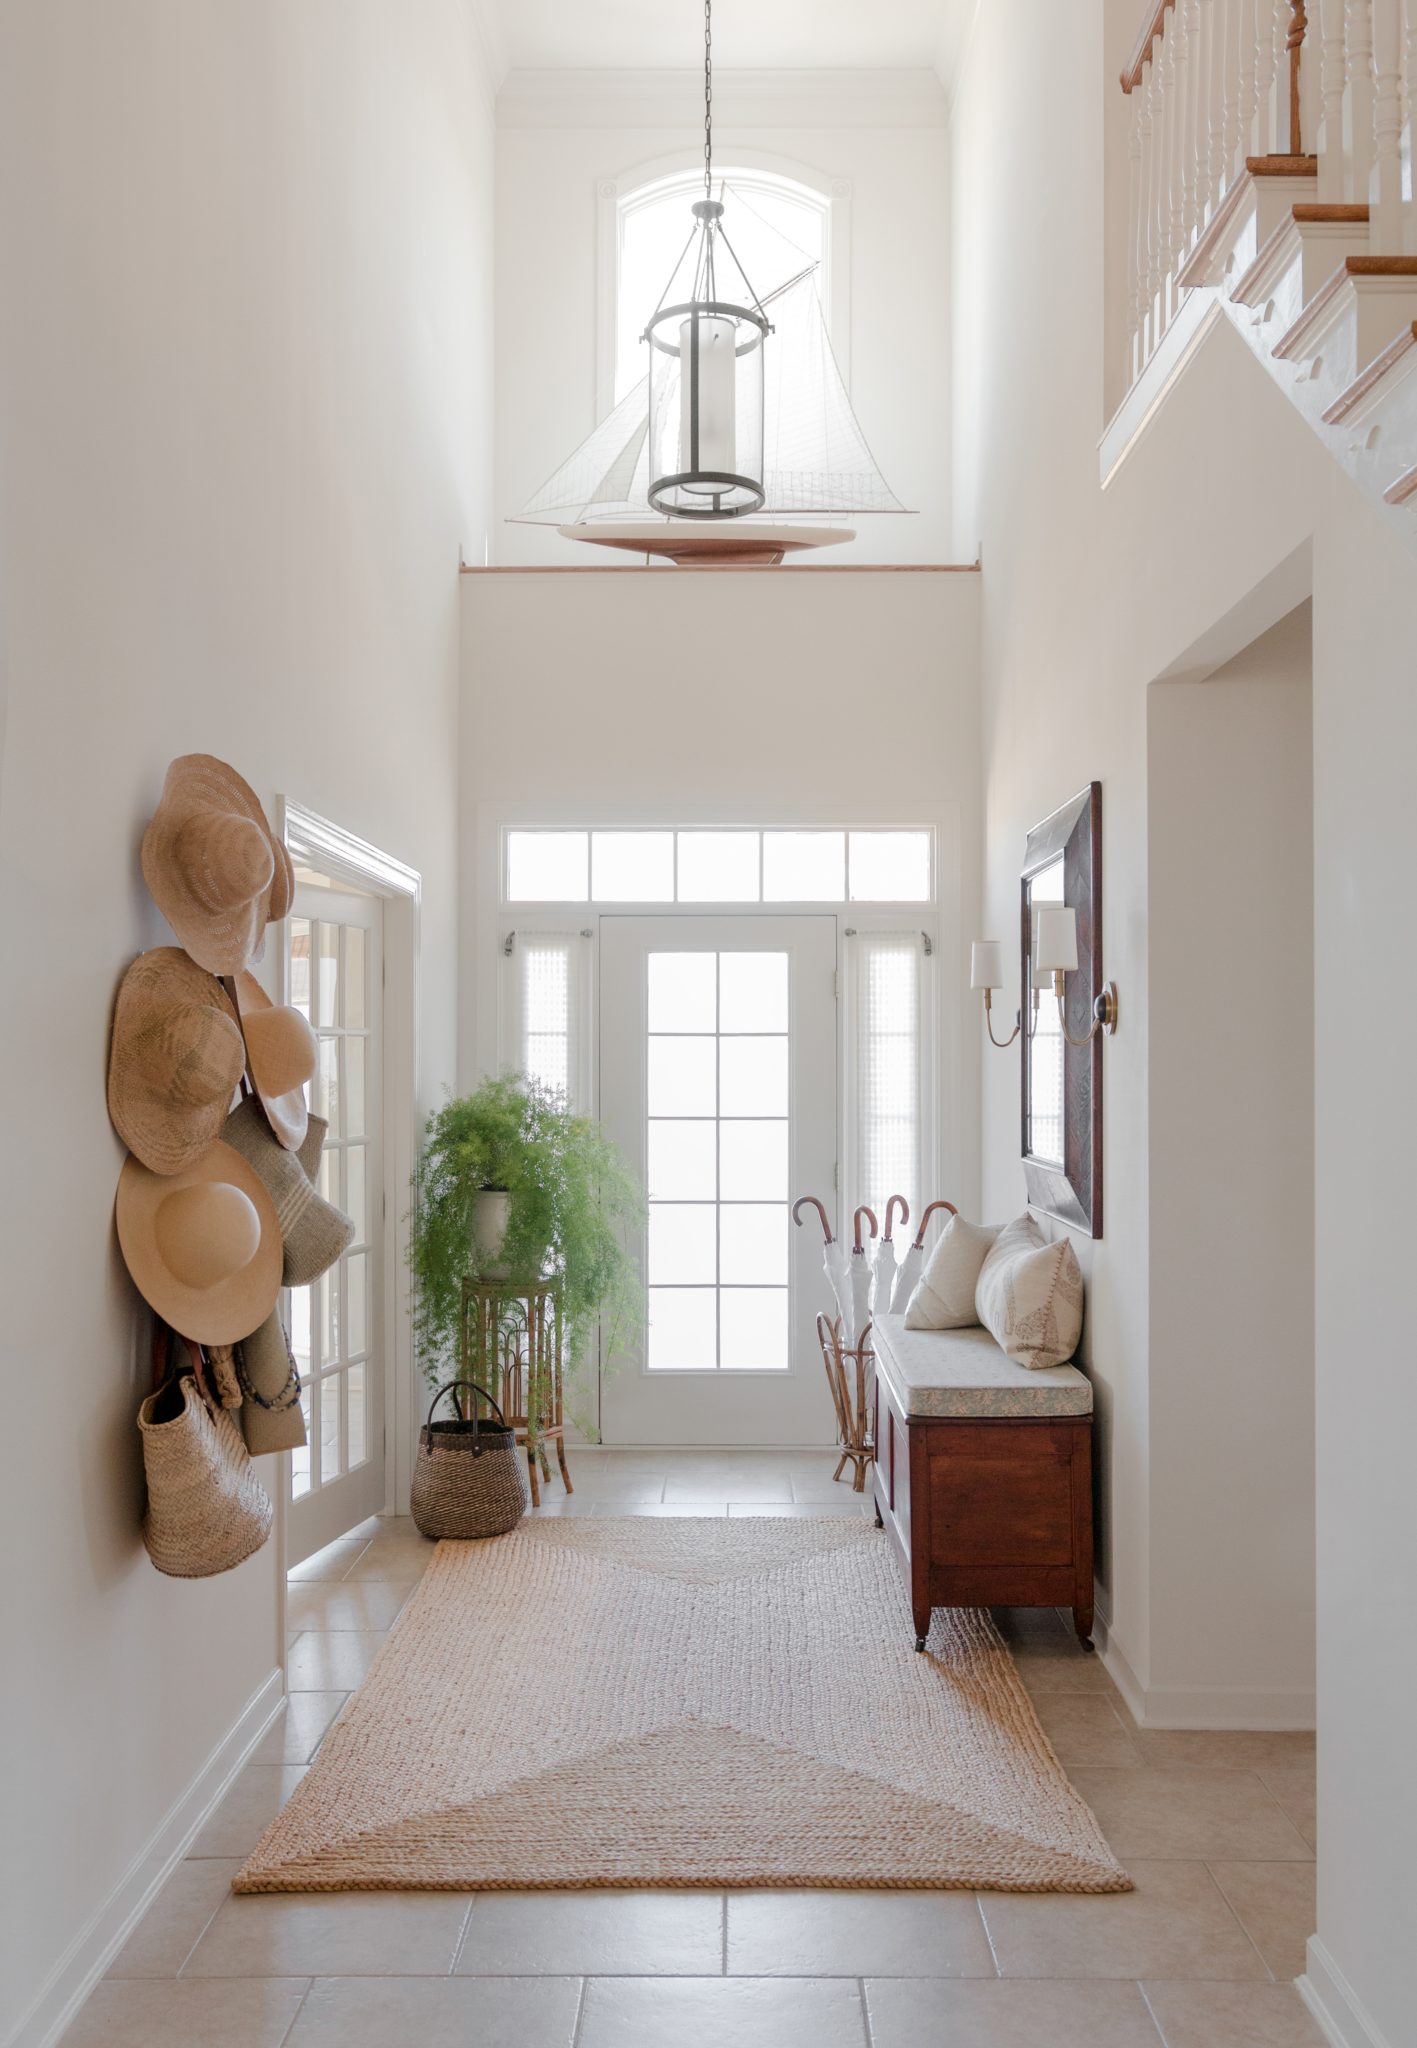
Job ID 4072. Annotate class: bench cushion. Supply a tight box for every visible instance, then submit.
[871,1313,1092,1420]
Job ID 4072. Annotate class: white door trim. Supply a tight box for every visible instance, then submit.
[275,800,422,1541]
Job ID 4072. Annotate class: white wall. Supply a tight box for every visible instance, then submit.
[459,566,982,1211]
[0,5,492,2041]
[493,75,953,566]
[953,0,1416,2035]
[1148,605,1315,1716]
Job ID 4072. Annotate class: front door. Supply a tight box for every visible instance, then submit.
[598,915,837,1447]
[285,883,386,1562]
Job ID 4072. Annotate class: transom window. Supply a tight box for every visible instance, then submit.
[645,950,790,1372]
[506,828,932,905]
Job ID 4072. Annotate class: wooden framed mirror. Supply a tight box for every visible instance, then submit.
[1020,783,1103,1237]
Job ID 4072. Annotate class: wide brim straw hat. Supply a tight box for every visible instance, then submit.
[141,755,294,977]
[116,1140,284,1344]
[221,1097,354,1287]
[231,971,315,1151]
[108,948,246,1175]
[235,1309,308,1458]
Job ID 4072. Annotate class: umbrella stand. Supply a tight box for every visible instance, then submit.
[815,1312,873,1493]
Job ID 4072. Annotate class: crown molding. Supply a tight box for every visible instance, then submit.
[495,67,949,131]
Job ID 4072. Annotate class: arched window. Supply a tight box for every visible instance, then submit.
[613,168,832,406]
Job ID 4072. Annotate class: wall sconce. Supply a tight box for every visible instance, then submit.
[972,914,1119,1049]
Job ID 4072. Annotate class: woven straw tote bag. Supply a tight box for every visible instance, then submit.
[411,1380,527,1540]
[138,1329,273,1577]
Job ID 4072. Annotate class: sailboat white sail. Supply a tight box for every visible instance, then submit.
[512,272,910,529]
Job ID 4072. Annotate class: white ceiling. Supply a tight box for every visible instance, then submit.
[477,0,975,83]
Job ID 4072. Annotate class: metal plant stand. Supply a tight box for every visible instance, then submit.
[816,1313,875,1492]
[459,1278,572,1508]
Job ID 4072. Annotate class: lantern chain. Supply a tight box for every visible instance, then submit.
[704,0,713,198]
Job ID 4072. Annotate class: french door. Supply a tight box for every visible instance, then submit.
[598,915,837,1447]
[285,883,386,1561]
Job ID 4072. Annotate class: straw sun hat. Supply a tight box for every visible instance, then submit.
[230,971,316,1151]
[220,1097,354,1287]
[116,1140,283,1344]
[141,755,293,977]
[108,949,246,1176]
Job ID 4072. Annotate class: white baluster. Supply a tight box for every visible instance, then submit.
[1239,0,1263,156]
[1128,85,1145,375]
[1178,0,1201,252]
[1372,0,1405,241]
[1167,21,1189,299]
[1143,59,1163,358]
[1220,0,1245,183]
[1206,0,1230,211]
[1319,0,1351,194]
[1347,0,1377,198]
[1258,0,1286,148]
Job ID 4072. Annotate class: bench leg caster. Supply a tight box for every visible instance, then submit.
[873,1507,883,1529]
[1079,1637,1095,1654]
[914,1635,927,1653]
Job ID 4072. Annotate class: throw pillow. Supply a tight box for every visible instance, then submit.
[904,1215,1001,1329]
[975,1212,1084,1369]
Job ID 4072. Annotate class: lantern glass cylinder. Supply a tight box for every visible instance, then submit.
[646,298,766,518]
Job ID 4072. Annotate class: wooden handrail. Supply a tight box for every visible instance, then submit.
[1121,0,1173,93]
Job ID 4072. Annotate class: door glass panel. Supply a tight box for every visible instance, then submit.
[347,1362,367,1469]
[346,1252,367,1356]
[317,1037,339,1128]
[718,951,789,1032]
[345,1037,366,1138]
[675,831,760,902]
[647,1036,717,1116]
[848,830,931,901]
[648,1287,718,1370]
[720,1288,789,1370]
[762,831,845,902]
[719,1036,788,1117]
[507,830,589,902]
[647,1120,717,1200]
[720,1120,788,1200]
[344,925,366,1028]
[292,1386,313,1496]
[289,919,312,1016]
[346,1145,367,1242]
[647,952,716,1031]
[316,923,339,1028]
[320,1372,343,1480]
[648,1204,717,1284]
[720,1203,788,1285]
[592,830,674,902]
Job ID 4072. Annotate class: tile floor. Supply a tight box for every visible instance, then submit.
[66,1450,1325,2048]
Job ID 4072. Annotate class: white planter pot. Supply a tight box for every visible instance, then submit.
[473,1189,512,1279]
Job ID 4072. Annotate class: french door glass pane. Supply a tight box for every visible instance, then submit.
[648,951,716,1031]
[347,1362,367,1469]
[648,1204,717,1284]
[344,925,366,1027]
[648,1287,717,1370]
[321,1373,343,1480]
[648,1036,716,1116]
[719,1036,788,1116]
[647,1120,717,1200]
[720,1288,789,1370]
[719,1203,788,1285]
[719,951,788,1031]
[719,1119,788,1200]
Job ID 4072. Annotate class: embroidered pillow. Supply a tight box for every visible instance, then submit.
[904,1216,1001,1329]
[975,1213,1084,1369]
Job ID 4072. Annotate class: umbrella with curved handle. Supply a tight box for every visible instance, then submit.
[871,1195,909,1324]
[889,1198,959,1313]
[846,1204,878,1350]
[793,1194,854,1334]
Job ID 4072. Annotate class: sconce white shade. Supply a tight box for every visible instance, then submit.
[970,941,1004,990]
[1035,905,1079,974]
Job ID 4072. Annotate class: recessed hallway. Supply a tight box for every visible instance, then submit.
[65,1456,1322,2048]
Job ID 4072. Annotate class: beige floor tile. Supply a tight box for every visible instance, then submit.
[576,1975,868,2048]
[288,1538,370,1582]
[457,1889,722,1976]
[727,1500,871,1518]
[188,1766,307,1857]
[286,1580,419,1632]
[1009,1641,1118,1695]
[865,1977,1166,2047]
[1069,1770,1313,1863]
[1028,1693,1145,1767]
[1208,1862,1316,1981]
[106,1859,241,1978]
[1131,1731,1315,1771]
[286,1974,582,2047]
[979,1860,1268,1979]
[790,1472,868,1501]
[525,1494,603,1516]
[664,1475,797,1501]
[250,1693,349,1766]
[1142,1979,1328,2045]
[183,1890,472,1977]
[727,1888,995,1977]
[59,1977,308,2047]
[287,1631,386,1689]
[992,1606,1076,1646]
[558,1470,665,1501]
[1256,1766,1318,1852]
[591,1500,729,1517]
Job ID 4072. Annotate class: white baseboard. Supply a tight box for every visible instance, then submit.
[5,1666,284,2048]
[1299,1936,1395,2048]
[1092,1603,1315,1731]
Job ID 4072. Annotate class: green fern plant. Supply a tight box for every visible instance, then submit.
[408,1075,645,1419]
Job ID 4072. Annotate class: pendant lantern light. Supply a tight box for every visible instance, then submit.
[643,0,768,519]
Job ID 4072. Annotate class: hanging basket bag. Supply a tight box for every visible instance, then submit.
[138,1327,273,1577]
[410,1379,527,1540]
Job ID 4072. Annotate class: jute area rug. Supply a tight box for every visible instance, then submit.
[237,1517,1129,1895]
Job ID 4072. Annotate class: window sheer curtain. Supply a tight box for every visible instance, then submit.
[515,932,588,1110]
[849,930,922,1229]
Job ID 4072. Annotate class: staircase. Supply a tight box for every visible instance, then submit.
[1114,0,1417,527]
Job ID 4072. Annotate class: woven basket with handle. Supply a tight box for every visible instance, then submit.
[410,1379,527,1540]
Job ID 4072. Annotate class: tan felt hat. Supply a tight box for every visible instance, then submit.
[108,949,246,1175]
[116,1141,284,1344]
[141,755,294,976]
[221,1098,354,1287]
[235,1310,308,1458]
[231,972,315,1151]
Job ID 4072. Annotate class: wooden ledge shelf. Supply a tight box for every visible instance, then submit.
[461,561,981,575]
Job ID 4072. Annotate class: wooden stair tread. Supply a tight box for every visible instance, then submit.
[1245,154,1318,177]
[1292,203,1369,223]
